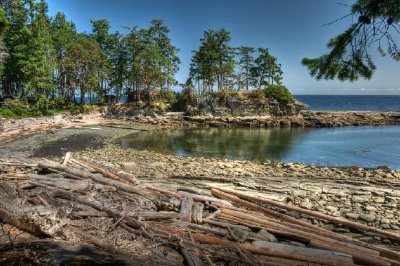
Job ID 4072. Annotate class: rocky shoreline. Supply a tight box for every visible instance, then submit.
[1,114,400,247]
[104,107,400,128]
[75,145,400,239]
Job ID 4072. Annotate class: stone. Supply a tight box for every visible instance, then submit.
[325,205,338,213]
[120,162,140,172]
[359,214,376,223]
[380,218,390,225]
[373,197,385,204]
[300,199,313,210]
[365,205,377,212]
[345,213,360,220]
[253,229,277,242]
[352,196,369,203]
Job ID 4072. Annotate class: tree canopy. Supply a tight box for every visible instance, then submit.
[189,29,283,94]
[0,0,288,107]
[0,0,180,105]
[302,0,400,81]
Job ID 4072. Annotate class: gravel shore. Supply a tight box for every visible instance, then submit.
[1,117,399,246]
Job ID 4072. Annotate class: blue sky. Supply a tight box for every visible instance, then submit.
[47,0,400,95]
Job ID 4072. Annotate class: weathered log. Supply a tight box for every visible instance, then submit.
[252,241,353,264]
[179,240,203,266]
[81,157,139,185]
[184,222,227,237]
[62,152,71,166]
[218,211,392,266]
[192,202,204,224]
[153,224,357,266]
[0,192,69,236]
[212,188,400,262]
[180,197,194,222]
[213,187,400,242]
[0,240,140,266]
[135,211,179,221]
[52,189,142,229]
[39,161,145,197]
[178,191,233,207]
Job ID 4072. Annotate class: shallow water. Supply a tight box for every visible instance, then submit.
[119,126,400,169]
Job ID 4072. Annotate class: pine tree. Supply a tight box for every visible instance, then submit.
[21,0,56,102]
[252,48,283,87]
[3,0,30,98]
[302,0,400,81]
[51,12,77,102]
[62,34,105,105]
[238,46,256,90]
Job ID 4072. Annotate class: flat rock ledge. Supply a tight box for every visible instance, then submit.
[104,110,400,128]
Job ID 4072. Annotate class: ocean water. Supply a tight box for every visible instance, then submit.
[119,126,400,169]
[295,95,400,112]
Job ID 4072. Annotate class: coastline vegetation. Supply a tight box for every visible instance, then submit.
[0,0,398,119]
[0,0,290,119]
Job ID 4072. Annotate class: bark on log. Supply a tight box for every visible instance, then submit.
[180,197,193,222]
[179,240,203,266]
[212,188,400,262]
[218,211,392,266]
[153,224,357,266]
[81,157,139,185]
[52,190,142,229]
[39,161,145,197]
[0,192,69,236]
[252,241,353,264]
[178,191,233,207]
[213,187,400,242]
[192,202,204,224]
[135,211,179,221]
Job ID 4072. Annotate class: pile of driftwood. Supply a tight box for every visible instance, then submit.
[1,154,400,266]
[0,120,64,144]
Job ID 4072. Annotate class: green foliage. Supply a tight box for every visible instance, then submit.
[303,0,399,81]
[157,89,178,103]
[264,85,294,104]
[248,88,266,99]
[62,34,106,105]
[238,46,256,90]
[252,48,283,87]
[0,98,67,118]
[189,28,235,92]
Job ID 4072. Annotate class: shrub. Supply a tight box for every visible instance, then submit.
[157,89,178,104]
[248,89,266,99]
[264,84,294,104]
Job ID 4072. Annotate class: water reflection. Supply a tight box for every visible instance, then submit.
[120,127,308,161]
[119,126,400,169]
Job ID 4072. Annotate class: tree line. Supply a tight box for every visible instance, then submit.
[0,0,285,107]
[0,0,180,106]
[189,28,283,94]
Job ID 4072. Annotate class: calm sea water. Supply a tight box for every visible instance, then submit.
[119,126,400,169]
[295,95,400,112]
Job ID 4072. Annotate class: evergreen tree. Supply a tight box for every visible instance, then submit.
[215,28,235,90]
[3,0,30,98]
[21,0,56,101]
[109,31,128,101]
[148,19,180,90]
[252,48,283,87]
[62,34,105,105]
[90,18,111,101]
[189,28,235,93]
[238,46,256,90]
[0,8,9,74]
[50,12,77,102]
[302,0,400,81]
